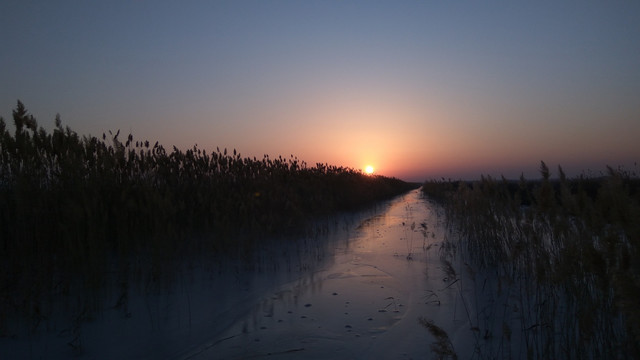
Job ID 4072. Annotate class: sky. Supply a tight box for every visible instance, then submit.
[1,1,639,181]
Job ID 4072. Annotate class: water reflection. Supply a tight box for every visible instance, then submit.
[184,189,450,360]
[1,191,405,359]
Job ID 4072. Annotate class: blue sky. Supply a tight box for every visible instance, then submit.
[2,1,639,180]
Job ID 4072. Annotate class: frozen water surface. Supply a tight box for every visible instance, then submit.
[2,189,485,359]
[183,189,479,359]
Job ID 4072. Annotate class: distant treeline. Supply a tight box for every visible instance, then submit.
[0,101,416,322]
[421,161,640,357]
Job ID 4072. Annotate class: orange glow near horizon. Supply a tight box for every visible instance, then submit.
[365,165,374,175]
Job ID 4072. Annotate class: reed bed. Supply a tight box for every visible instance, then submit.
[0,101,417,336]
[422,161,640,359]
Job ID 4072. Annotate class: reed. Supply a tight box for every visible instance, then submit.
[418,317,458,359]
[0,101,418,336]
[421,161,640,358]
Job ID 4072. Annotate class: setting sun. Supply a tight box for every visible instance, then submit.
[365,165,374,175]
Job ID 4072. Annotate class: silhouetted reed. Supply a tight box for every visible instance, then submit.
[419,317,458,359]
[422,161,640,358]
[0,101,417,336]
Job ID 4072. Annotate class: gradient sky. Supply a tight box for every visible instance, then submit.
[2,1,639,181]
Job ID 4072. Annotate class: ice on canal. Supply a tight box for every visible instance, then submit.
[183,189,476,359]
[3,189,481,359]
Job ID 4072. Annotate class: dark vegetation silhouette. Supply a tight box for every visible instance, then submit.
[421,161,640,358]
[0,101,417,335]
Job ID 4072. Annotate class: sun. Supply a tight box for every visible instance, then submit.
[365,165,374,175]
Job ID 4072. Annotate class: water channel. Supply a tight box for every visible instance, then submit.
[3,189,482,359]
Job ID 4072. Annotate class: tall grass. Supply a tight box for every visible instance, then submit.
[422,161,640,358]
[0,101,417,335]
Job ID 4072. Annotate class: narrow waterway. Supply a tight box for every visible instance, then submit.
[182,189,476,359]
[3,189,481,359]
